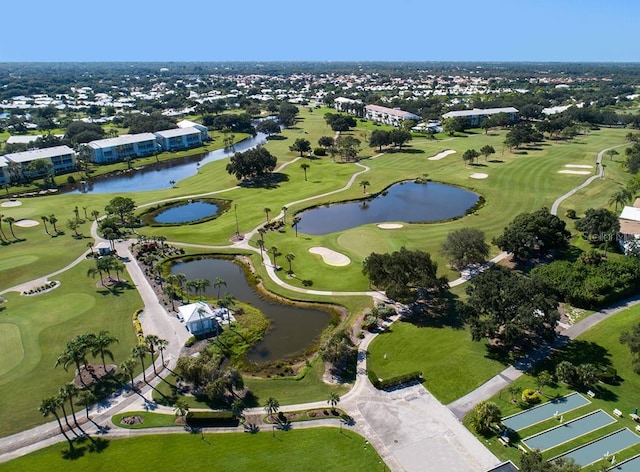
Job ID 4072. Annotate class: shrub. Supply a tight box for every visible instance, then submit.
[186,411,238,427]
[313,147,327,156]
[565,209,577,219]
[368,370,423,390]
[597,366,618,384]
[522,388,540,404]
[184,336,196,347]
[302,279,313,287]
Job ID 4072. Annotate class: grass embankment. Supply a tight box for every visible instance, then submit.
[1,428,384,472]
[0,262,142,437]
[464,303,640,471]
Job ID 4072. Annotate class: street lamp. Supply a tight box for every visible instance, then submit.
[234,204,240,236]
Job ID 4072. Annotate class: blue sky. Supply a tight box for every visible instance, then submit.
[2,0,638,62]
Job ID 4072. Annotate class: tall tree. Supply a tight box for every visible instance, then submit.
[285,253,296,274]
[289,138,311,156]
[359,180,370,194]
[300,162,310,181]
[609,188,632,211]
[131,344,149,382]
[145,334,161,375]
[214,277,227,299]
[39,397,74,450]
[440,228,490,270]
[369,130,391,151]
[471,401,502,434]
[90,330,118,371]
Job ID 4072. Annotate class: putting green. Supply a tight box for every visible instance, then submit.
[337,229,394,259]
[0,323,24,376]
[2,255,38,271]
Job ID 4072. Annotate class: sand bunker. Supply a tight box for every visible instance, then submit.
[428,149,456,161]
[377,223,404,229]
[1,200,21,207]
[309,247,351,267]
[565,164,593,168]
[469,173,489,179]
[558,170,591,175]
[15,219,39,227]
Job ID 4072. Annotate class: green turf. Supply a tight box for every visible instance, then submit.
[1,428,384,472]
[367,321,506,404]
[0,262,142,437]
[111,411,178,429]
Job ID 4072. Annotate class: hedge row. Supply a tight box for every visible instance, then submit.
[367,369,423,390]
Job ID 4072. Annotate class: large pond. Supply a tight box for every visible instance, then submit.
[73,132,268,194]
[170,258,331,363]
[296,181,479,235]
[153,201,219,224]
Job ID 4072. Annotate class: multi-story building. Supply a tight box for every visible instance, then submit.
[87,133,159,163]
[0,145,76,183]
[364,104,420,126]
[442,107,519,127]
[154,127,203,151]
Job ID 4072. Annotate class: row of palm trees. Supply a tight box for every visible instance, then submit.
[0,214,19,242]
[86,256,126,286]
[39,386,97,451]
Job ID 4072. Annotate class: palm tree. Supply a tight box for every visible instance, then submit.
[90,330,118,372]
[91,210,100,222]
[605,149,619,161]
[257,238,265,255]
[87,265,106,287]
[263,396,280,418]
[292,216,301,237]
[56,338,90,386]
[39,396,74,450]
[174,399,190,422]
[82,206,88,219]
[196,278,210,300]
[41,215,50,235]
[300,162,310,181]
[185,280,197,303]
[258,227,266,243]
[214,277,227,299]
[145,334,160,375]
[76,390,97,426]
[285,253,296,274]
[169,180,177,188]
[175,273,187,302]
[327,392,340,412]
[359,180,370,194]
[218,292,235,322]
[506,385,520,403]
[281,206,288,224]
[49,214,59,233]
[59,386,85,437]
[472,400,502,434]
[131,344,149,382]
[4,216,17,240]
[609,188,632,211]
[270,246,279,269]
[157,338,169,368]
[231,398,245,420]
[120,357,137,389]
[264,207,271,223]
[196,305,209,335]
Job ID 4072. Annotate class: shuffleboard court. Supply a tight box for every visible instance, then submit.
[522,410,615,451]
[612,454,640,470]
[502,392,590,431]
[555,428,640,467]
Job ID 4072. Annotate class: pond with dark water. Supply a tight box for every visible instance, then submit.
[153,201,219,224]
[296,181,479,235]
[170,258,331,363]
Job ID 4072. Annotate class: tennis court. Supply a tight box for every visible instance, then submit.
[554,428,640,467]
[502,392,590,431]
[522,410,615,451]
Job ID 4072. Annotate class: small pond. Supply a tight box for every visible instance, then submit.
[153,201,219,224]
[296,181,479,235]
[170,258,331,363]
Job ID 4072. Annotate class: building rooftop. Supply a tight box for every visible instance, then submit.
[620,205,640,223]
[443,107,519,118]
[365,104,419,118]
[154,127,200,138]
[87,133,157,149]
[3,145,74,163]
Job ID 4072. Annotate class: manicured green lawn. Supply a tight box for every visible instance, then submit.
[367,321,506,404]
[0,262,142,437]
[2,428,383,472]
[465,303,640,471]
[111,411,178,429]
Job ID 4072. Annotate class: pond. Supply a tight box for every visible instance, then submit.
[73,132,268,194]
[170,258,331,363]
[153,201,219,224]
[296,181,479,235]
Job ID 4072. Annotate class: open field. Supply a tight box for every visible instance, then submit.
[1,428,383,472]
[464,303,640,470]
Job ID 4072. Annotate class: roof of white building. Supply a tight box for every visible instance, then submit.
[154,127,200,139]
[7,135,40,144]
[365,104,419,119]
[177,120,207,130]
[88,133,157,149]
[335,97,362,104]
[178,301,230,325]
[442,107,519,118]
[620,205,640,222]
[3,145,74,163]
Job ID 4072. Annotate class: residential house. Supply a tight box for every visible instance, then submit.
[618,198,640,254]
[87,133,159,163]
[179,301,235,336]
[154,127,203,151]
[364,104,420,127]
[442,107,519,127]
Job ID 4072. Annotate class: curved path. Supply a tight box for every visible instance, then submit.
[0,142,629,471]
